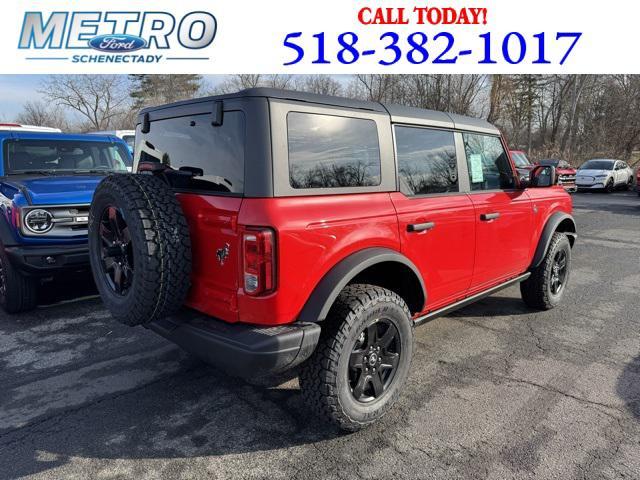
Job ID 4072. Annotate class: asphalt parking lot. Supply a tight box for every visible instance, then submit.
[0,190,639,480]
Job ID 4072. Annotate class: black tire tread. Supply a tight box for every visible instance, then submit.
[0,249,36,314]
[299,284,413,431]
[520,232,570,310]
[89,174,191,326]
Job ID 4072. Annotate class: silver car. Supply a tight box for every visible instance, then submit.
[576,159,634,193]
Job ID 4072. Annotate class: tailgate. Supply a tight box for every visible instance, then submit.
[177,193,243,322]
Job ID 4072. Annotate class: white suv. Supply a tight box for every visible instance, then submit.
[576,159,634,192]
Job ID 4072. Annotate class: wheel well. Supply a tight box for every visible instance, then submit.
[556,217,577,247]
[348,261,425,314]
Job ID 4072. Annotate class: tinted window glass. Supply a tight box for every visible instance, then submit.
[395,126,458,195]
[122,135,135,148]
[463,133,515,190]
[288,112,381,189]
[4,140,129,174]
[539,159,559,167]
[511,152,531,167]
[579,160,614,170]
[137,111,245,194]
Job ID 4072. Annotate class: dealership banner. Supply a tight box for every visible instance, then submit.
[1,0,639,74]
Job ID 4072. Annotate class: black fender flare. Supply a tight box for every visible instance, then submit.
[530,212,577,268]
[297,247,426,323]
[0,211,18,248]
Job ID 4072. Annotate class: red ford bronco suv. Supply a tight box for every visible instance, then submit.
[88,89,576,431]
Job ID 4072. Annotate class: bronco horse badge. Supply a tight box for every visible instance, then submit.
[216,243,230,266]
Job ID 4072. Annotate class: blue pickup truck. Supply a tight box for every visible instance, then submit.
[0,127,131,313]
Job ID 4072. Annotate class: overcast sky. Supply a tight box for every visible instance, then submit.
[0,75,46,120]
[0,75,230,121]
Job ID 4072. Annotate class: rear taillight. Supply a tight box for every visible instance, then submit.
[242,228,275,296]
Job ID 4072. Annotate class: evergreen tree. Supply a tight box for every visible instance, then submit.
[129,75,203,110]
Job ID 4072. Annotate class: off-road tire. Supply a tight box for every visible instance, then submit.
[520,232,571,310]
[299,284,414,431]
[0,247,36,313]
[89,174,191,326]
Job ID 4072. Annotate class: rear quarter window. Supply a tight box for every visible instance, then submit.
[136,111,245,194]
[287,112,381,189]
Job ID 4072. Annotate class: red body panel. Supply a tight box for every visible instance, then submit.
[468,191,533,290]
[179,192,395,326]
[177,194,243,323]
[390,192,475,311]
[176,186,572,326]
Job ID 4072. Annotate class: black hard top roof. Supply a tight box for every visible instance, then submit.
[138,88,499,134]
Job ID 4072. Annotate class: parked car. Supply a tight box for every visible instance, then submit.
[0,129,131,313]
[576,159,634,192]
[636,167,640,196]
[510,150,535,181]
[89,130,135,156]
[88,89,577,431]
[538,159,577,192]
[0,123,61,133]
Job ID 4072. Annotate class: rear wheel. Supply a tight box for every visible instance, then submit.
[89,174,192,326]
[626,177,633,190]
[299,284,414,431]
[520,232,571,310]
[0,248,36,313]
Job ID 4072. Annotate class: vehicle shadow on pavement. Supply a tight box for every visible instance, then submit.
[573,192,640,216]
[616,354,640,421]
[0,344,342,478]
[449,294,532,318]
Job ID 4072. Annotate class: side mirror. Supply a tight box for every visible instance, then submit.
[528,165,557,188]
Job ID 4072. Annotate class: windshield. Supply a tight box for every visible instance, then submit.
[539,159,559,167]
[4,139,130,175]
[511,152,531,167]
[579,160,614,171]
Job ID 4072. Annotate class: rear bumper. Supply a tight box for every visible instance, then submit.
[147,310,321,377]
[4,244,89,275]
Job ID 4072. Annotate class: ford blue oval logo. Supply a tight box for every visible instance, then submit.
[89,34,146,52]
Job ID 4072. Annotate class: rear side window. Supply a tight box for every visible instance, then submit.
[395,126,458,195]
[287,112,381,189]
[137,111,245,194]
[463,133,515,191]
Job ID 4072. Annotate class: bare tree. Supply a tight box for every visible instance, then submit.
[293,75,344,96]
[14,100,70,130]
[40,75,130,131]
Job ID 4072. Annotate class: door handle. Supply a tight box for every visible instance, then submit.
[407,221,435,232]
[480,212,500,221]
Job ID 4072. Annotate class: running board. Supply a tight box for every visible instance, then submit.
[413,273,531,326]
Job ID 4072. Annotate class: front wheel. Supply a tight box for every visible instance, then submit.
[0,248,37,313]
[520,232,571,310]
[605,178,614,193]
[299,284,414,431]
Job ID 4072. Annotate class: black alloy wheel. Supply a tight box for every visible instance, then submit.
[549,249,568,296]
[99,205,134,296]
[349,319,401,403]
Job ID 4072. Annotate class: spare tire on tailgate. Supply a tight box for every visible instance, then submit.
[88,174,192,326]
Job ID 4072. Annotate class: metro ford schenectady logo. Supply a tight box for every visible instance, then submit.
[18,11,216,64]
[88,34,146,53]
